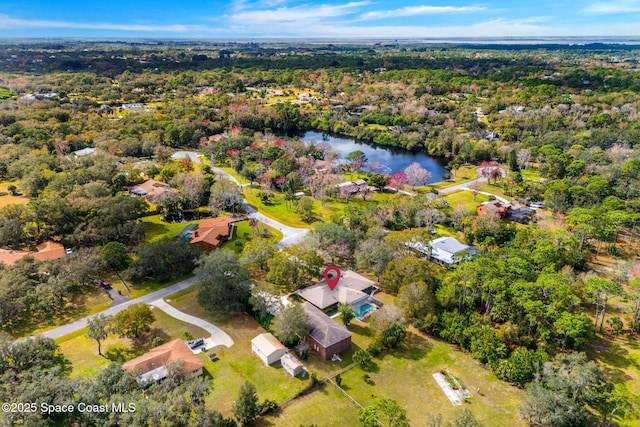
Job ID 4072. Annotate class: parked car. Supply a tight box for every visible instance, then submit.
[188,338,204,349]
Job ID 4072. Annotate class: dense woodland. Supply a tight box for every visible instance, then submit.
[1,41,640,426]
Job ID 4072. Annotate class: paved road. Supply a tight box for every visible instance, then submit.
[151,298,233,350]
[37,276,200,340]
[435,177,509,204]
[212,166,309,248]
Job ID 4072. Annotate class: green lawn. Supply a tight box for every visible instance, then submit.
[56,307,210,377]
[243,186,400,228]
[221,220,283,254]
[139,215,200,242]
[218,166,249,184]
[428,165,478,190]
[520,167,542,181]
[338,330,525,426]
[259,384,362,427]
[442,189,489,211]
[167,287,310,417]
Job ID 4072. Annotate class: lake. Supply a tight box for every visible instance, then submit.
[301,131,449,184]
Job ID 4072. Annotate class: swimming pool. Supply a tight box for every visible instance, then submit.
[356,303,373,319]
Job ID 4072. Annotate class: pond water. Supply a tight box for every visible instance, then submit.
[301,131,449,183]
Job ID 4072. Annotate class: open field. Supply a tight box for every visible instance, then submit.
[218,166,250,184]
[428,165,477,190]
[140,214,200,242]
[56,307,210,377]
[243,185,399,228]
[166,286,524,426]
[167,286,310,416]
[221,219,282,254]
[442,189,490,211]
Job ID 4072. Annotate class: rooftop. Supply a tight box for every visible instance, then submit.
[251,333,287,356]
[297,270,376,310]
[302,302,351,348]
[122,339,203,382]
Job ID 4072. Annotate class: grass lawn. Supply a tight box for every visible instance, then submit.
[139,214,200,242]
[520,167,542,181]
[218,166,249,184]
[221,220,282,254]
[243,185,400,228]
[56,307,210,377]
[428,165,478,190]
[442,189,489,211]
[339,328,525,426]
[259,383,362,427]
[166,287,310,417]
[587,333,640,426]
[0,193,29,207]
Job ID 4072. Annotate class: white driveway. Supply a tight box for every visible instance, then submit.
[150,298,233,351]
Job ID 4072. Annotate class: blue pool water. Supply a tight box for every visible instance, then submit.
[356,303,373,319]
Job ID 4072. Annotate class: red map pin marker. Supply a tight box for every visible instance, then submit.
[324,266,341,291]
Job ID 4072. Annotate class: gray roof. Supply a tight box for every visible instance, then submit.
[302,302,351,348]
[429,236,470,255]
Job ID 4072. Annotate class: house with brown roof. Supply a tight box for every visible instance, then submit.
[130,179,177,204]
[190,218,233,251]
[121,339,203,383]
[302,302,351,360]
[0,241,67,266]
[476,200,509,218]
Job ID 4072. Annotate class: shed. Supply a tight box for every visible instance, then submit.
[281,353,305,377]
[251,333,287,366]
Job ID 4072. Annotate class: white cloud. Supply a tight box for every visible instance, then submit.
[583,0,640,14]
[227,1,371,25]
[360,5,486,21]
[0,14,206,32]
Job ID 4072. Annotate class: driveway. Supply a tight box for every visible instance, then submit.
[150,298,233,351]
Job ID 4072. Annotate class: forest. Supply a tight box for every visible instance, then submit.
[1,41,640,426]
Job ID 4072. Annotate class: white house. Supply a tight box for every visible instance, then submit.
[407,237,478,265]
[281,353,305,377]
[251,333,287,366]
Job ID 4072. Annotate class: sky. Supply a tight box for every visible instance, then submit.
[1,0,640,39]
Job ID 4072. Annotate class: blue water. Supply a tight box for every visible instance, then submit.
[301,131,449,183]
[356,303,374,319]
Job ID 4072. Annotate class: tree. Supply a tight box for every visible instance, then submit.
[346,150,367,177]
[607,317,623,339]
[272,304,310,346]
[338,303,355,327]
[353,349,371,368]
[240,238,277,271]
[356,239,394,281]
[233,381,260,426]
[100,241,132,291]
[196,249,251,312]
[297,196,316,223]
[7,184,17,195]
[388,172,408,192]
[359,398,410,427]
[370,305,407,349]
[209,179,242,215]
[404,162,431,190]
[397,282,434,321]
[451,409,483,427]
[86,314,111,356]
[111,303,155,339]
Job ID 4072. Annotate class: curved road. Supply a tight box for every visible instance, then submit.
[37,276,201,340]
[35,169,309,341]
[212,166,309,248]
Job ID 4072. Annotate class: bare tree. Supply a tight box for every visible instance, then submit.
[404,162,432,190]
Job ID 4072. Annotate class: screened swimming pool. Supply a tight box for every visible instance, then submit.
[356,303,374,319]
